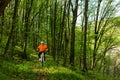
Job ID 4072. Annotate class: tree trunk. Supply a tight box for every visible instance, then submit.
[23,0,33,59]
[83,0,89,72]
[62,0,67,66]
[52,0,57,61]
[70,0,78,66]
[0,12,4,42]
[92,0,102,69]
[3,0,19,56]
[50,2,53,56]
[63,29,69,66]
[63,0,71,66]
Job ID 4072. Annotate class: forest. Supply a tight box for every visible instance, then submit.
[0,0,120,80]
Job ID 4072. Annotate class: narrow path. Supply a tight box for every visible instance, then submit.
[30,55,53,80]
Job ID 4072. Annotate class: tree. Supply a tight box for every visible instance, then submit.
[82,0,89,72]
[92,0,102,69]
[0,12,4,42]
[23,0,33,59]
[91,0,120,69]
[3,0,19,56]
[70,0,79,66]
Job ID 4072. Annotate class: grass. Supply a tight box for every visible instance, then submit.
[0,51,85,80]
[0,48,120,80]
[0,59,38,80]
[38,66,85,80]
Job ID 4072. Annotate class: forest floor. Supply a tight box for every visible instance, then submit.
[0,51,120,80]
[0,54,84,80]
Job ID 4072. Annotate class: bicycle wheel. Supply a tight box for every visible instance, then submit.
[41,52,44,67]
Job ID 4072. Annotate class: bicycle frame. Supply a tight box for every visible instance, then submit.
[41,52,45,67]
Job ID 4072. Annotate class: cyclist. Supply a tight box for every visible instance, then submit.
[37,41,48,61]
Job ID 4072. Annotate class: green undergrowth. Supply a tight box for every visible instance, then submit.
[0,55,84,80]
[0,47,120,80]
[0,59,38,80]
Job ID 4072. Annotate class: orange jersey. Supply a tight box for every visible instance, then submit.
[38,44,48,52]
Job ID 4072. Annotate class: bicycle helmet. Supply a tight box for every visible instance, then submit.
[41,41,44,44]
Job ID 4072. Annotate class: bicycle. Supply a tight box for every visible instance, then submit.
[41,52,45,67]
[37,51,46,67]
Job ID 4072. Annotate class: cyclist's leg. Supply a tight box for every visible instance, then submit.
[38,52,40,59]
[38,52,42,59]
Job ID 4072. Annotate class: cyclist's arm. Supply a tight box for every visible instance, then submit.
[44,45,48,52]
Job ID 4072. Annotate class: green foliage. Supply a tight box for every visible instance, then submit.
[87,70,115,80]
[0,36,8,54]
[0,53,120,80]
[40,67,84,80]
[0,59,38,80]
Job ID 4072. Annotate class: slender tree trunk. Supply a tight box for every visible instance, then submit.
[63,0,71,66]
[62,0,67,66]
[56,2,62,65]
[46,0,49,54]
[23,0,33,59]
[80,19,84,67]
[50,2,54,56]
[79,0,84,68]
[3,0,19,56]
[63,29,69,66]
[52,0,57,61]
[92,0,102,69]
[0,12,4,42]
[83,0,89,72]
[70,0,78,66]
